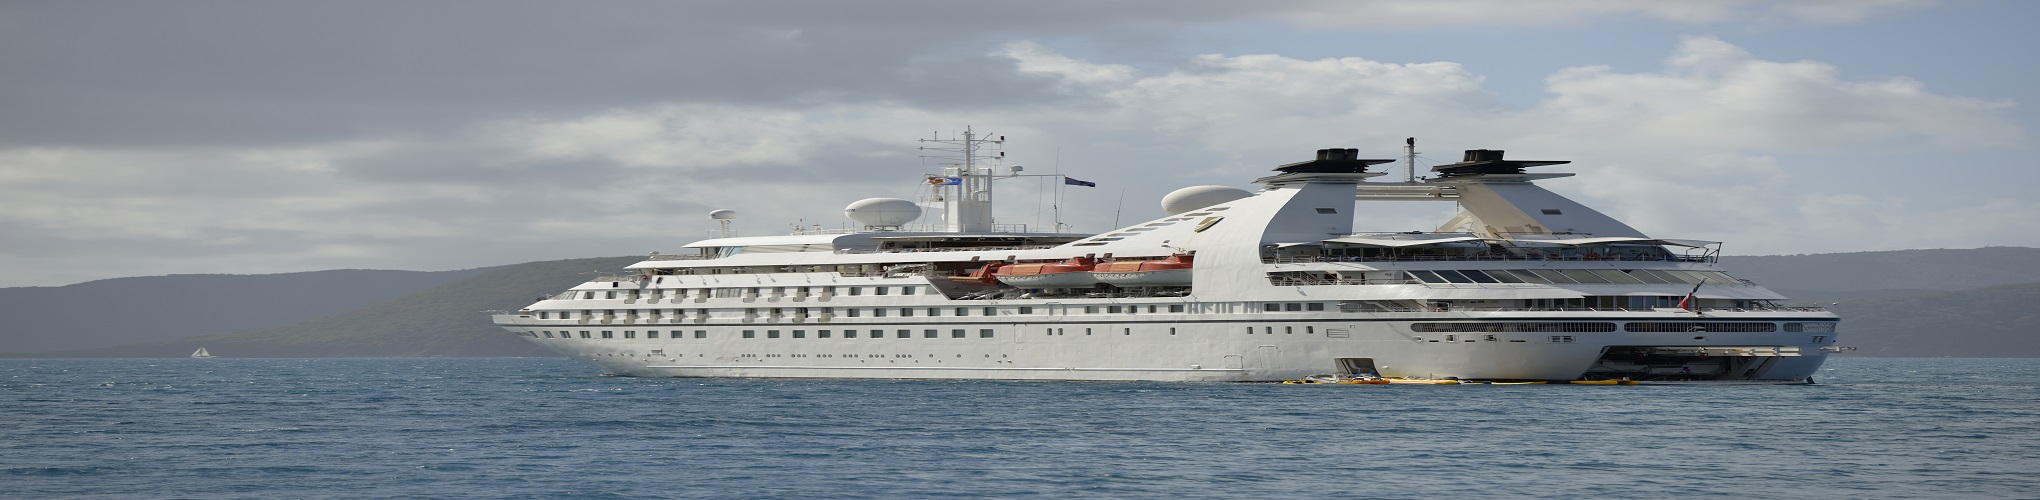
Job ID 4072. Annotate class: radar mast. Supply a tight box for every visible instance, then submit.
[918,126,1005,232]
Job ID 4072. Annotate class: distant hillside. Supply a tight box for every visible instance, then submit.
[19,247,2040,359]
[31,256,640,358]
[1824,283,2040,357]
[1721,246,2040,293]
[0,268,492,354]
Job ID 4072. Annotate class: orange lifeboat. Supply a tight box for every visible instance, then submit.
[1091,254,1193,286]
[992,256,1100,288]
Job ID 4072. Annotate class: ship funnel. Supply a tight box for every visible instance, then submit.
[1316,148,1360,161]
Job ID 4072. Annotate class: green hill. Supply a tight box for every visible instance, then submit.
[0,268,491,354]
[1823,283,2040,357]
[30,256,639,358]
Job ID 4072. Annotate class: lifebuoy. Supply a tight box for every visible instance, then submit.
[1584,253,1602,260]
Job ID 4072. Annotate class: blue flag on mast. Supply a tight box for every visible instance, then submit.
[1063,176,1096,187]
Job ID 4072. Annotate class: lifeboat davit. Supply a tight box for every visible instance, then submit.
[992,257,1099,288]
[1091,254,1193,286]
[947,262,1005,286]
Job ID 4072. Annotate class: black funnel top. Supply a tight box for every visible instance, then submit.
[1430,149,1569,178]
[1274,148,1395,173]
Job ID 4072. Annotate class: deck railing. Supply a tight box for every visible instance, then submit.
[1269,253,1714,264]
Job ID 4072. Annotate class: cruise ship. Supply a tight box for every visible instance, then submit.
[490,130,1840,382]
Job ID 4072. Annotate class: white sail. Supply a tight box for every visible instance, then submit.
[191,348,212,358]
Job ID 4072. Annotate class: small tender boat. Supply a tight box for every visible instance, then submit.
[993,256,1099,288]
[1091,254,1193,286]
[1284,374,1391,384]
[191,347,213,358]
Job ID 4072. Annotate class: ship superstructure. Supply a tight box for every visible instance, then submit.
[490,131,1840,382]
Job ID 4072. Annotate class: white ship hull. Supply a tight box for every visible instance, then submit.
[491,138,1841,382]
[1092,269,1193,286]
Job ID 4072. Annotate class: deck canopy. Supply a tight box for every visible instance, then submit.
[1496,236,1719,248]
[1323,233,1487,248]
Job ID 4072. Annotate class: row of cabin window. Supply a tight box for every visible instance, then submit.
[1405,269,1739,285]
[578,285,925,300]
[532,304,1193,320]
[1245,326,1318,334]
[534,329,997,339]
[1264,302,1328,312]
[1042,327,1180,335]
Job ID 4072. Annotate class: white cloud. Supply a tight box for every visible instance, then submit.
[1531,36,2021,151]
[1277,0,1937,28]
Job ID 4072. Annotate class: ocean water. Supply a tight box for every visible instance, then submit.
[3,357,2036,499]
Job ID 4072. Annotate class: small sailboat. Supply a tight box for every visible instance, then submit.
[190,347,213,358]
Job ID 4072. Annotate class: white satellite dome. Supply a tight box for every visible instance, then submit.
[1161,185,1253,215]
[844,198,921,228]
[708,209,738,220]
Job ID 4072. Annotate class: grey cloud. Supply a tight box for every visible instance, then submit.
[0,1,1272,148]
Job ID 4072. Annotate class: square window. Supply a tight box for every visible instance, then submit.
[1265,303,1281,312]
[1018,306,1034,314]
[1285,303,1302,311]
[900,308,914,317]
[984,307,996,316]
[903,287,916,295]
[927,308,940,317]
[694,330,706,339]
[1307,303,1325,311]
[623,331,635,339]
[924,329,938,338]
[792,330,805,339]
[847,309,860,317]
[897,330,911,339]
[1085,306,1100,314]
[957,307,969,316]
[818,330,831,339]
[768,330,780,338]
[743,330,756,338]
[875,287,888,296]
[849,287,863,296]
[874,309,886,318]
[1108,306,1122,313]
[601,331,613,339]
[980,329,994,338]
[1170,305,1184,313]
[580,331,591,338]
[951,329,965,338]
[844,330,858,338]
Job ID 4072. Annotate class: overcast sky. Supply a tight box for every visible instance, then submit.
[3,0,2035,287]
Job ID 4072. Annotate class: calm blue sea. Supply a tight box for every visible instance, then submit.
[3,357,2036,499]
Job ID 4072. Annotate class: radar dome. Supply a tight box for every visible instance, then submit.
[708,209,738,220]
[1161,185,1253,215]
[844,198,921,228]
